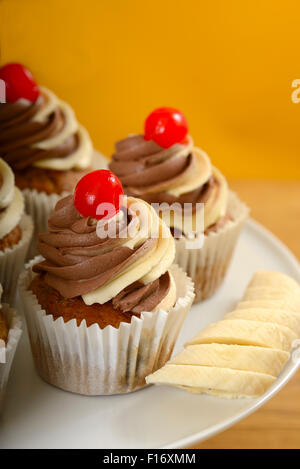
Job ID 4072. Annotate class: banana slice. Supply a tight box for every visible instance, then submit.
[242,286,300,311]
[146,270,300,399]
[236,299,300,312]
[169,343,289,376]
[146,364,275,398]
[243,286,295,300]
[248,270,300,293]
[186,319,297,351]
[225,308,300,335]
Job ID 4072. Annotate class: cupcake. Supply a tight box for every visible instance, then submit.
[0,63,106,252]
[0,158,33,304]
[0,284,22,410]
[109,107,249,303]
[18,169,194,395]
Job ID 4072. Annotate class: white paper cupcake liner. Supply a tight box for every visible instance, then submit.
[174,191,249,303]
[18,259,194,395]
[0,214,33,305]
[0,304,22,410]
[23,151,109,259]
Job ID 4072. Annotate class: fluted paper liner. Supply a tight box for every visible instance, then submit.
[23,151,109,258]
[0,304,22,410]
[174,191,249,303]
[18,259,194,395]
[0,214,33,305]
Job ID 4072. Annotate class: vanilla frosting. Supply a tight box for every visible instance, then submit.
[0,87,93,171]
[0,158,24,239]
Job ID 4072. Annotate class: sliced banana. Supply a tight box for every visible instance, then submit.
[146,365,275,398]
[186,319,297,351]
[242,286,300,311]
[169,344,289,376]
[247,270,300,293]
[236,299,300,312]
[146,270,300,398]
[225,308,300,335]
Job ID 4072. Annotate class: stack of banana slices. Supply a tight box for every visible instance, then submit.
[146,270,300,398]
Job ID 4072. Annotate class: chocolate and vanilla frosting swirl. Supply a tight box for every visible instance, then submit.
[109,135,228,234]
[33,195,176,313]
[0,87,93,171]
[0,158,24,240]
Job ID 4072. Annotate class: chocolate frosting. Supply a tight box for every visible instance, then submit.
[109,135,215,213]
[33,195,171,312]
[110,135,191,189]
[112,271,170,313]
[0,91,80,170]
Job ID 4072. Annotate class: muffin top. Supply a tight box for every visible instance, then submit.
[33,171,176,313]
[0,64,93,172]
[109,108,229,235]
[0,285,9,344]
[0,158,24,241]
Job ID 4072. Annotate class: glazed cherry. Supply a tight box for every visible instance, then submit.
[0,63,40,103]
[144,107,188,148]
[74,170,124,220]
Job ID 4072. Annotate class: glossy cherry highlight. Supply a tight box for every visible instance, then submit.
[74,170,124,220]
[144,107,188,148]
[0,63,40,103]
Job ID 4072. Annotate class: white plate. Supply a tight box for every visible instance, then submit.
[1,219,300,449]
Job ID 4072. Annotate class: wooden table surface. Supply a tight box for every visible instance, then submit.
[192,180,300,449]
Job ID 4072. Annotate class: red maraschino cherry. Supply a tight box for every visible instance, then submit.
[74,170,124,220]
[0,63,40,103]
[144,107,188,148]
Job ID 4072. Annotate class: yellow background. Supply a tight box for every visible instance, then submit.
[1,0,300,179]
